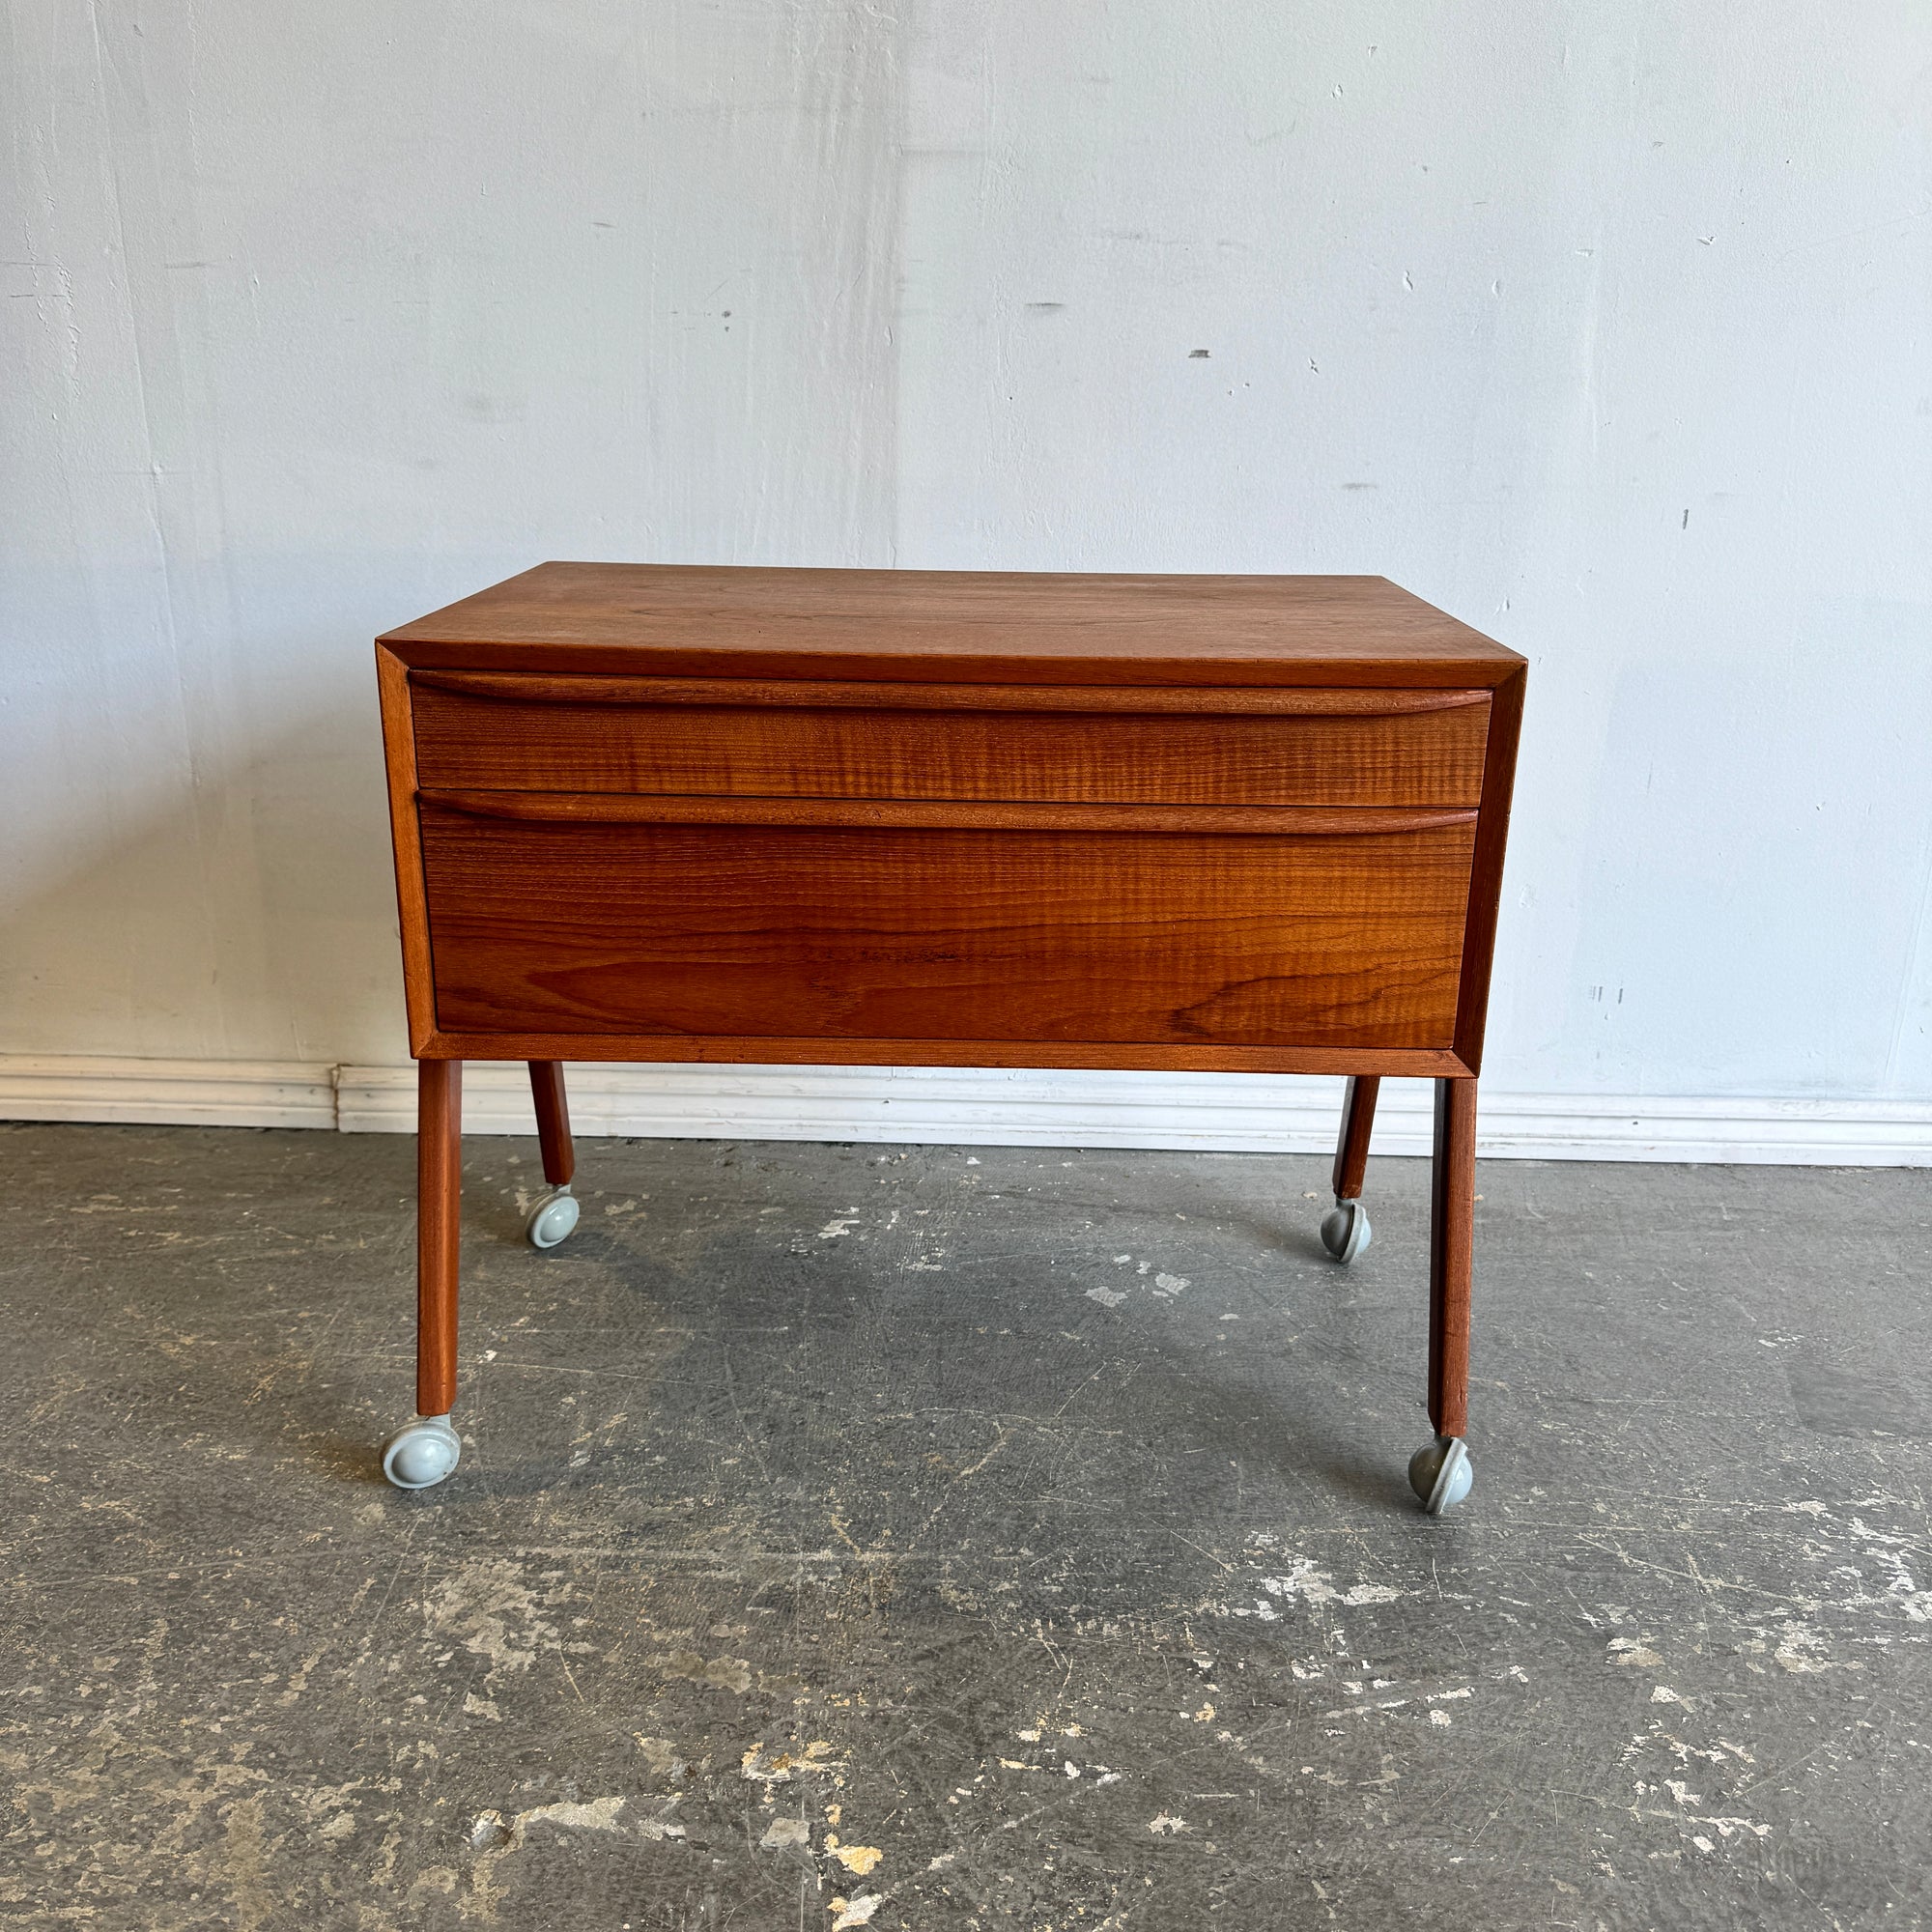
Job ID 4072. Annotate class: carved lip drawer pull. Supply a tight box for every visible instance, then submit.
[409,668,1492,718]
[418,786,1479,838]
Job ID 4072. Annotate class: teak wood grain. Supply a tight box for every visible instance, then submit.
[1452,662,1525,1068]
[415,806,1477,1050]
[1429,1078,1478,1437]
[411,1031,1467,1077]
[376,646,437,1055]
[380,563,1523,688]
[411,679,1491,808]
[410,669,1492,716]
[1331,1074,1381,1202]
[414,1059,461,1416]
[528,1061,574,1188]
[422,788,1474,838]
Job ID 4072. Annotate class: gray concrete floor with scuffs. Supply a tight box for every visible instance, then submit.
[1,1122,1928,1929]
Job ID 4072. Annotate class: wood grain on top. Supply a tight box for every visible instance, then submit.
[379,563,1523,688]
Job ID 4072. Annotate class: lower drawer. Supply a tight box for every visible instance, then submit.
[418,798,1476,1051]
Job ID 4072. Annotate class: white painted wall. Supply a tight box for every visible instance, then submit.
[5,3,1930,1110]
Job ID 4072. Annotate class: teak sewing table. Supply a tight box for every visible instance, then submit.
[375,564,1524,1509]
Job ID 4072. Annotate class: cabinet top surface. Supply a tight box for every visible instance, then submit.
[379,562,1524,687]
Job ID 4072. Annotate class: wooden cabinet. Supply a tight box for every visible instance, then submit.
[375,564,1524,1510]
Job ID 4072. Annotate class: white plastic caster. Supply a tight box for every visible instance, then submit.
[383,1413,462,1491]
[525,1187,580,1250]
[1319,1196,1371,1264]
[1407,1435,1473,1515]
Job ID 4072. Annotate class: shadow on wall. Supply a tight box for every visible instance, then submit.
[0,694,409,1065]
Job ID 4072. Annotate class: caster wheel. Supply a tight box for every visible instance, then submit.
[383,1414,462,1491]
[1407,1435,1472,1515]
[526,1187,580,1250]
[1320,1197,1371,1264]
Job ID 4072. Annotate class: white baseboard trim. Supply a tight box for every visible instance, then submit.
[0,1055,339,1129]
[4,1053,1931,1164]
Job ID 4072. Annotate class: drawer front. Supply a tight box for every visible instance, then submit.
[411,674,1490,809]
[418,798,1476,1050]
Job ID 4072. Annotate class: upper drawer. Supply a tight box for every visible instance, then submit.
[410,672,1491,809]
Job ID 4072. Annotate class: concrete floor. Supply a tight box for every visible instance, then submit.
[1,1122,1928,1930]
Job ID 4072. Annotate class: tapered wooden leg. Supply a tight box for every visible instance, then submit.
[1428,1076,1477,1439]
[1330,1075,1380,1202]
[521,1062,583,1251]
[528,1062,575,1188]
[416,1059,463,1417]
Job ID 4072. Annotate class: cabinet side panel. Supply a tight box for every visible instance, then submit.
[376,644,437,1056]
[1452,664,1525,1072]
